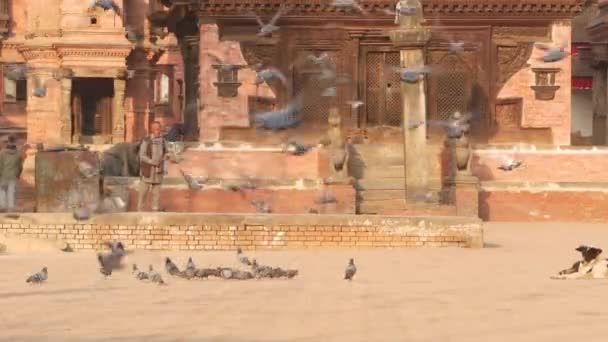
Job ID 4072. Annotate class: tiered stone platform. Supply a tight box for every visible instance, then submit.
[0,213,483,250]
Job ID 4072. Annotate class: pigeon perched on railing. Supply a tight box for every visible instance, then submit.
[26,267,48,284]
[284,141,313,156]
[344,258,356,281]
[498,157,522,171]
[251,200,272,213]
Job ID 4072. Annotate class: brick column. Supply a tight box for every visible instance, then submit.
[447,174,480,218]
[181,35,200,140]
[592,63,607,145]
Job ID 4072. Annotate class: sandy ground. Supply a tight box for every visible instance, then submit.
[2,222,608,341]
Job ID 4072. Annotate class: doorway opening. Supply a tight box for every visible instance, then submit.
[71,78,114,143]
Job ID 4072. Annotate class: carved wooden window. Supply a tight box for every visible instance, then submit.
[2,65,26,103]
[365,51,402,126]
[292,50,339,125]
[428,52,471,121]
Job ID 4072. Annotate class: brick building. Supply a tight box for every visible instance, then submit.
[0,0,185,144]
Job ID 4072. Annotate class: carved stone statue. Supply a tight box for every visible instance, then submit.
[324,107,349,182]
[445,111,473,176]
[395,0,425,28]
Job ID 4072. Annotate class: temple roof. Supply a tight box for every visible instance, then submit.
[199,0,585,17]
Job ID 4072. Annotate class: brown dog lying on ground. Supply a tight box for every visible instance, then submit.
[551,245,608,280]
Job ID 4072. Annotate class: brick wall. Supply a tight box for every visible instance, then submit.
[0,213,484,250]
[480,187,608,222]
[472,145,608,182]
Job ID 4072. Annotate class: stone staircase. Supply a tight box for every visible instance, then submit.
[350,143,443,214]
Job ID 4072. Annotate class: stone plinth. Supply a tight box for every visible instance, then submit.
[447,174,480,218]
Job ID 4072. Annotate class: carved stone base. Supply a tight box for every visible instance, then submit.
[447,174,480,218]
[530,85,560,101]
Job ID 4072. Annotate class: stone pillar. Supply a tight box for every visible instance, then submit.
[181,35,200,140]
[389,1,431,201]
[592,64,607,145]
[59,70,73,144]
[112,70,127,143]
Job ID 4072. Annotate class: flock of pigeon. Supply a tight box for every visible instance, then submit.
[24,243,359,285]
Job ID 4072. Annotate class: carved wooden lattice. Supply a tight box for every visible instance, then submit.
[292,50,338,124]
[429,51,473,121]
[365,51,402,126]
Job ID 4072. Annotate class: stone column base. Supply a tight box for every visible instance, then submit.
[447,174,480,218]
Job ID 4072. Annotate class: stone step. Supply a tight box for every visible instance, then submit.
[358,199,405,214]
[352,144,404,165]
[363,165,405,179]
[358,189,405,201]
[356,178,405,190]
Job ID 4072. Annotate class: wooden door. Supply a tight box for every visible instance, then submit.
[364,51,402,127]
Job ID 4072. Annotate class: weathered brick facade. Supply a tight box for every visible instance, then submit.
[0,213,484,250]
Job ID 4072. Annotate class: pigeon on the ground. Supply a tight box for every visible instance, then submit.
[97,241,126,275]
[237,248,252,266]
[220,267,234,279]
[98,254,113,277]
[195,267,222,279]
[26,267,48,284]
[164,257,181,276]
[251,259,274,279]
[182,257,196,279]
[148,265,166,285]
[231,270,254,280]
[132,264,149,280]
[344,258,356,281]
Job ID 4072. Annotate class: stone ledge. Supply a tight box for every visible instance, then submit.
[473,144,608,153]
[481,181,608,191]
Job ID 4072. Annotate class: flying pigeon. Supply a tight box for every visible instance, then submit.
[164,123,185,142]
[32,75,54,98]
[180,169,203,190]
[448,41,465,54]
[253,94,303,130]
[250,5,289,37]
[332,0,367,14]
[535,42,569,63]
[254,65,287,85]
[427,112,473,139]
[237,248,252,266]
[395,0,419,16]
[347,100,364,109]
[284,141,313,156]
[251,200,272,213]
[132,264,149,280]
[391,66,432,84]
[148,265,166,285]
[26,267,48,284]
[5,64,27,81]
[344,258,356,281]
[407,120,425,129]
[164,257,181,276]
[90,0,122,16]
[205,53,242,71]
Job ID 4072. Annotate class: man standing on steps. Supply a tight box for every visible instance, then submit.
[137,121,168,211]
[0,135,24,212]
